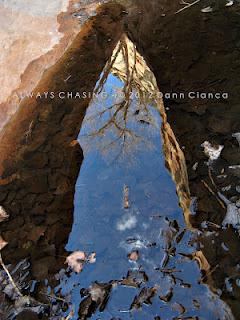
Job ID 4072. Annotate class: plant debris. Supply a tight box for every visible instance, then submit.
[159,288,173,303]
[128,250,139,262]
[123,185,130,209]
[78,282,114,319]
[65,251,96,273]
[130,287,157,310]
[120,269,148,288]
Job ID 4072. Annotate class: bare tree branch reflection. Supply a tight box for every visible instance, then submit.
[80,35,160,163]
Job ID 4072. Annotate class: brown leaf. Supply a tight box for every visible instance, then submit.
[66,251,86,273]
[192,299,200,309]
[172,302,186,315]
[130,287,157,310]
[79,282,113,319]
[128,250,139,262]
[0,235,8,250]
[88,252,96,264]
[121,270,148,288]
[159,288,173,302]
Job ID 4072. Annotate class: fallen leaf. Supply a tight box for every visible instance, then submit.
[121,270,148,288]
[172,302,186,315]
[130,287,157,310]
[66,251,86,273]
[79,282,113,319]
[128,250,139,262]
[0,235,8,250]
[192,299,200,309]
[159,288,173,302]
[88,252,96,264]
[0,206,9,222]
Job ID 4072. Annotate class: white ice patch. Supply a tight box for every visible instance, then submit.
[117,214,137,231]
[232,132,240,146]
[201,6,213,13]
[226,0,234,7]
[201,141,224,161]
[219,193,240,228]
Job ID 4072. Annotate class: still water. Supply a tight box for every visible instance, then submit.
[58,73,227,319]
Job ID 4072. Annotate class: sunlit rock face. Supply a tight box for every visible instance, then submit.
[0,0,103,131]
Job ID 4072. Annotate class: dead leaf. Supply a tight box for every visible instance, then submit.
[130,287,157,310]
[78,282,113,319]
[123,185,130,209]
[128,250,139,262]
[172,302,186,315]
[0,235,8,250]
[121,270,148,288]
[66,251,86,273]
[193,299,200,309]
[159,288,173,302]
[0,206,9,222]
[88,252,96,264]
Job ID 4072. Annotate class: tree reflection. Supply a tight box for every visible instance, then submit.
[79,35,160,163]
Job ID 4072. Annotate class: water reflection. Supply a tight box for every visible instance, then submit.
[63,39,229,319]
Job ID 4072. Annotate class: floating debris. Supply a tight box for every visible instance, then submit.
[130,287,157,310]
[66,251,96,273]
[123,185,130,209]
[128,250,139,262]
[159,288,173,303]
[78,282,114,319]
[121,269,148,288]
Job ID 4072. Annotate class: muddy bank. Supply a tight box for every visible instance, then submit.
[0,2,124,316]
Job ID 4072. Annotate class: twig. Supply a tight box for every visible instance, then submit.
[200,264,219,282]
[175,0,200,14]
[208,167,217,191]
[201,180,226,209]
[0,252,23,297]
[39,291,67,303]
[25,120,34,143]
